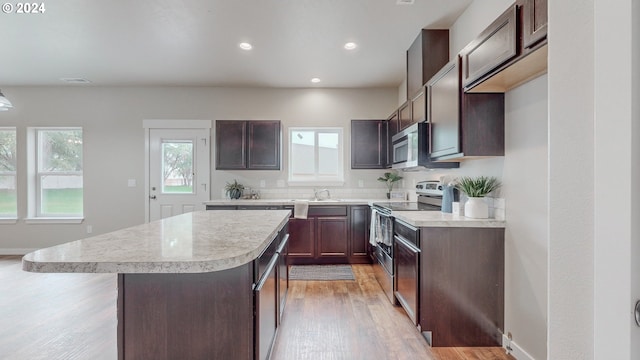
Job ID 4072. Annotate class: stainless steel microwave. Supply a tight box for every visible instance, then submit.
[391,123,459,171]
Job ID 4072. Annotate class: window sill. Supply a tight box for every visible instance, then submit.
[24,218,84,225]
[0,218,18,225]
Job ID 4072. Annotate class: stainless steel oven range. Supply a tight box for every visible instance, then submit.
[370,180,445,307]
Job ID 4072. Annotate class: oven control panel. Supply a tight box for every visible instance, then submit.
[415,180,443,196]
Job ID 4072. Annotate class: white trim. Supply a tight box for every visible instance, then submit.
[0,248,38,255]
[143,119,212,129]
[503,334,536,360]
[0,218,18,224]
[24,217,84,224]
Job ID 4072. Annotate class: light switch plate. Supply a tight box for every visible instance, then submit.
[127,179,136,187]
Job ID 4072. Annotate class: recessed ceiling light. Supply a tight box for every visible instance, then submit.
[60,78,91,84]
[311,78,321,83]
[239,42,253,50]
[344,42,358,50]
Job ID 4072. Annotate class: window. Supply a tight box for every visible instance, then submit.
[0,128,17,218]
[28,128,83,219]
[162,140,194,194]
[288,127,343,184]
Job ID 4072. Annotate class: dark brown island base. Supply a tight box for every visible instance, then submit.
[23,210,291,360]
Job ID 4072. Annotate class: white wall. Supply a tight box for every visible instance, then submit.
[547,0,595,359]
[0,86,396,252]
[593,0,640,358]
[502,74,548,360]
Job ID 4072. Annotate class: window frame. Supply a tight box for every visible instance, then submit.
[26,127,84,222]
[0,127,17,221]
[288,127,344,186]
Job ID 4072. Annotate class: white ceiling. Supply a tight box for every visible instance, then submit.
[0,0,472,88]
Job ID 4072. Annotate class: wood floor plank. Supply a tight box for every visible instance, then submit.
[1,256,514,360]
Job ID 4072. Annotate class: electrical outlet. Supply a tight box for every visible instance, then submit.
[86,225,93,234]
[505,332,513,352]
[358,180,364,188]
[260,180,266,188]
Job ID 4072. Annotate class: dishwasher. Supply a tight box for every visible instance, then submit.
[394,219,420,326]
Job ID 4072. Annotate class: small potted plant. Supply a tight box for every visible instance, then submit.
[377,171,403,199]
[455,176,501,219]
[224,179,245,200]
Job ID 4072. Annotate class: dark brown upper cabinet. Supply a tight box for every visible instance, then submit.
[406,29,450,101]
[427,57,505,161]
[460,6,519,90]
[522,0,548,49]
[351,120,387,169]
[462,1,548,93]
[386,111,399,168]
[216,120,281,170]
[411,87,426,124]
[398,100,412,131]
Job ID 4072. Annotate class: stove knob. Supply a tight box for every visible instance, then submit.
[437,185,443,190]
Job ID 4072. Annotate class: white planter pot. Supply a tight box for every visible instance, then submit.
[465,197,489,219]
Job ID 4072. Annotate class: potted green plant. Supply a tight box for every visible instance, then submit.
[224,179,245,200]
[455,176,501,219]
[377,171,403,199]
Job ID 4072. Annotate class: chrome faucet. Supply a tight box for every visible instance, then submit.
[314,188,331,201]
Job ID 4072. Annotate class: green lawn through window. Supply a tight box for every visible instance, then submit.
[42,188,83,214]
[0,190,16,214]
[163,185,193,193]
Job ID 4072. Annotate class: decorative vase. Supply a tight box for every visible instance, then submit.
[465,197,489,219]
[229,189,242,199]
[441,185,454,213]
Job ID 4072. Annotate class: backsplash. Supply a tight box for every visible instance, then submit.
[219,187,389,201]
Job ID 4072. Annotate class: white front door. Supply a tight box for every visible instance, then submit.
[148,128,210,221]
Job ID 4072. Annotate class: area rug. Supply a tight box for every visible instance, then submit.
[289,265,355,281]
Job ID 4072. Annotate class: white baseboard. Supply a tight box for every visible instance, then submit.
[0,248,37,255]
[503,334,536,360]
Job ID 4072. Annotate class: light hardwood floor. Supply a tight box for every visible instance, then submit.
[0,256,514,360]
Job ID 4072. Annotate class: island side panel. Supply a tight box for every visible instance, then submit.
[117,265,254,360]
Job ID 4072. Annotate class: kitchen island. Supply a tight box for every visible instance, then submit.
[23,210,291,360]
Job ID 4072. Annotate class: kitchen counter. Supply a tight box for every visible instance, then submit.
[392,211,505,228]
[204,198,375,206]
[22,210,291,274]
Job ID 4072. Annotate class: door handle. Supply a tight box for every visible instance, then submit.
[149,195,157,200]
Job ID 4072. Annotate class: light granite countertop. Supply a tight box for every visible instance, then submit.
[22,210,290,274]
[204,199,505,227]
[204,198,375,206]
[392,211,505,228]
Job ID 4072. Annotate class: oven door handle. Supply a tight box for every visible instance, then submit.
[394,235,420,253]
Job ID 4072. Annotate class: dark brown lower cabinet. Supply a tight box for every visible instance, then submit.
[287,206,371,265]
[349,205,372,263]
[288,217,315,259]
[419,227,504,347]
[317,217,348,257]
